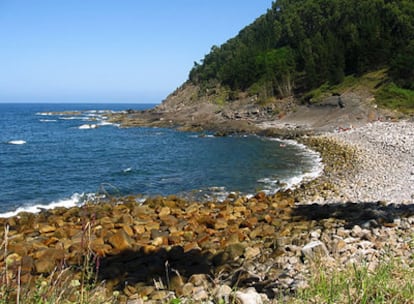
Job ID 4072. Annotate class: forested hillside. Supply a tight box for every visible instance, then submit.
[189,0,414,101]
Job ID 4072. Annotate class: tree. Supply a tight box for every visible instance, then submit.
[188,0,414,98]
[256,47,296,97]
[390,40,414,89]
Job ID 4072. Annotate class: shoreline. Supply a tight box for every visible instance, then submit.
[1,117,414,302]
[0,132,323,219]
[301,120,413,205]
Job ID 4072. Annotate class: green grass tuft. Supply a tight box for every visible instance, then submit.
[375,82,414,114]
[293,258,414,304]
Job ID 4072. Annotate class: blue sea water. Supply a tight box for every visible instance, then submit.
[0,103,322,217]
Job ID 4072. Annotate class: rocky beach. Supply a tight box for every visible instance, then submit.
[1,96,414,303]
[3,0,414,301]
[325,121,414,204]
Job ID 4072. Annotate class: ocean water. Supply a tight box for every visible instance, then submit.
[0,103,322,217]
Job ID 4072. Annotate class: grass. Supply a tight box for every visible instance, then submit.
[301,68,414,116]
[302,69,388,104]
[302,82,335,104]
[292,258,414,304]
[375,82,414,115]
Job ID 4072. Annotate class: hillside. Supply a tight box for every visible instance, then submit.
[111,0,414,133]
[154,70,394,134]
[189,0,414,100]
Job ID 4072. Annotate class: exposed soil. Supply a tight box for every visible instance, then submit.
[108,82,391,137]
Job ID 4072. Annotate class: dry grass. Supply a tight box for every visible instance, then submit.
[0,223,118,304]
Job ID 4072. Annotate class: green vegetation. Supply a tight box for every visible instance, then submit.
[293,258,414,303]
[301,70,382,104]
[300,68,414,114]
[376,83,414,114]
[189,0,414,107]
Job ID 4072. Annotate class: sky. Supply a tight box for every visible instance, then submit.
[0,1,273,103]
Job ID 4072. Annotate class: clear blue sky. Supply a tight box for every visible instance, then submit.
[0,1,273,103]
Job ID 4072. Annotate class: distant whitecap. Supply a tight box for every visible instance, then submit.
[123,167,132,173]
[78,124,98,129]
[99,121,116,126]
[36,112,54,116]
[7,140,26,145]
[60,116,83,120]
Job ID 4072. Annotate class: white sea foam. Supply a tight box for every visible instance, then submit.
[123,167,132,173]
[7,140,26,145]
[78,124,98,129]
[282,167,322,190]
[257,137,324,194]
[0,193,95,218]
[39,119,57,122]
[59,116,83,120]
[199,186,231,202]
[135,197,147,204]
[181,137,324,202]
[283,141,323,190]
[189,134,215,139]
[99,121,119,127]
[36,112,54,116]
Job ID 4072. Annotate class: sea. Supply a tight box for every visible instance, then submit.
[0,103,323,217]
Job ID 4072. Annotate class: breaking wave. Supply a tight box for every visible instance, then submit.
[0,193,99,218]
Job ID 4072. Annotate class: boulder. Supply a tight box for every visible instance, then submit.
[158,206,171,217]
[301,241,329,262]
[192,286,209,301]
[235,288,263,304]
[33,248,65,273]
[244,246,261,260]
[108,229,133,251]
[38,223,56,234]
[215,284,233,303]
[214,218,228,230]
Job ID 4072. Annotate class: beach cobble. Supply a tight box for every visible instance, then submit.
[326,121,414,204]
[1,190,414,303]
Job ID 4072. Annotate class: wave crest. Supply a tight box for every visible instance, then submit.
[0,193,99,218]
[7,140,26,145]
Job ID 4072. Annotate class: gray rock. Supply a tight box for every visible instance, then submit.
[192,286,209,301]
[214,285,233,303]
[351,225,363,238]
[301,241,329,261]
[235,288,263,304]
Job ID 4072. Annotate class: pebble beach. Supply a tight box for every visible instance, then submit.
[1,120,414,303]
[326,121,414,205]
